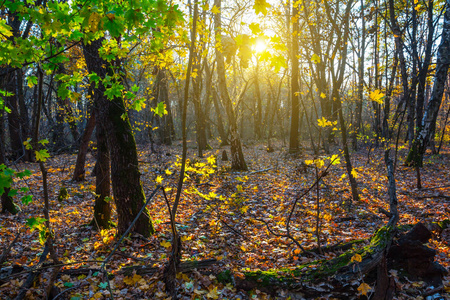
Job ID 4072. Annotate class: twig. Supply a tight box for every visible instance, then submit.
[423,285,444,297]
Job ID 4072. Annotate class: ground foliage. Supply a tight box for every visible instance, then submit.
[0,140,449,299]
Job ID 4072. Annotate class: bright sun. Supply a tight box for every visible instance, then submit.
[253,39,267,53]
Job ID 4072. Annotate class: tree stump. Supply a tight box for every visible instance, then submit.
[388,223,448,286]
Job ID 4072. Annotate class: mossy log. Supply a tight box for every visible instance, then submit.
[225,223,447,298]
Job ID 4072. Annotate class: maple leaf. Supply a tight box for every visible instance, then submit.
[211,5,220,14]
[311,53,321,64]
[369,89,385,104]
[161,240,171,248]
[357,282,372,296]
[351,168,358,178]
[206,286,220,299]
[253,0,271,16]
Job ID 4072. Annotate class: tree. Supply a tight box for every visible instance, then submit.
[214,0,248,171]
[289,1,300,153]
[83,38,154,236]
[407,0,450,167]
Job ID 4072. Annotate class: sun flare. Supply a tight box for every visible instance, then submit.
[253,39,267,53]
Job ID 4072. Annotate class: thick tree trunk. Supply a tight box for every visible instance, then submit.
[83,38,154,236]
[0,113,20,214]
[406,0,450,167]
[72,110,96,181]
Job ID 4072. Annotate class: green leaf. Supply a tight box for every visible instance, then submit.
[64,282,74,288]
[35,149,50,162]
[152,102,167,117]
[131,97,146,112]
[17,169,32,178]
[8,189,18,197]
[21,195,33,205]
[98,282,108,289]
[38,139,49,146]
[26,217,47,230]
[131,84,139,92]
[27,76,38,88]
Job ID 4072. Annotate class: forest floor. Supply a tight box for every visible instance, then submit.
[0,140,449,299]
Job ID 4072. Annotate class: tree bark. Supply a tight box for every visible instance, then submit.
[72,110,96,181]
[83,38,154,236]
[406,0,450,167]
[289,2,300,153]
[214,0,247,171]
[91,118,111,229]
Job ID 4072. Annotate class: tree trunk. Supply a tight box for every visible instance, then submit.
[0,112,20,215]
[72,110,96,181]
[289,2,300,153]
[352,0,366,151]
[406,0,450,167]
[214,0,247,171]
[91,118,111,229]
[83,38,154,236]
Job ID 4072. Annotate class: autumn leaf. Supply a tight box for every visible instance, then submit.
[253,0,271,15]
[161,240,171,248]
[206,286,220,299]
[351,168,358,178]
[369,89,385,104]
[351,253,362,263]
[357,282,372,296]
[211,5,220,14]
[311,53,321,64]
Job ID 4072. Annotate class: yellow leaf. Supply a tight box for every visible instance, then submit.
[304,159,314,165]
[320,92,326,99]
[311,53,320,64]
[351,253,362,263]
[369,89,385,104]
[161,240,171,248]
[156,175,163,184]
[88,12,101,32]
[206,286,220,299]
[357,282,372,296]
[194,289,207,295]
[253,0,271,15]
[211,5,220,14]
[249,22,261,35]
[93,292,103,299]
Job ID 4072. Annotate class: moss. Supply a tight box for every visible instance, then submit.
[217,270,233,284]
[57,186,69,202]
[437,219,450,230]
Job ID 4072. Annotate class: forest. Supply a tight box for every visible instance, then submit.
[0,0,450,299]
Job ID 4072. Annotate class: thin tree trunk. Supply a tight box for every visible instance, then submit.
[289,1,300,153]
[72,110,96,181]
[214,0,247,170]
